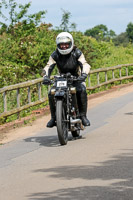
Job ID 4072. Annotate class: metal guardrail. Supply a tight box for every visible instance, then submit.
[0,77,46,118]
[87,64,133,90]
[0,64,133,119]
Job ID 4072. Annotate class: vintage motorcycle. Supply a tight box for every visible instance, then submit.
[44,73,85,145]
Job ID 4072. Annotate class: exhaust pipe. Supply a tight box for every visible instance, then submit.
[70,117,85,130]
[70,117,81,124]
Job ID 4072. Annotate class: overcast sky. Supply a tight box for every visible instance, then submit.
[2,0,133,34]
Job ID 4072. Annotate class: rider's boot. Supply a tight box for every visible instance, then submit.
[77,86,90,126]
[81,116,90,126]
[47,92,56,128]
[47,118,56,128]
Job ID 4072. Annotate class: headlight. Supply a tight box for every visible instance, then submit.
[51,89,56,95]
[70,87,76,94]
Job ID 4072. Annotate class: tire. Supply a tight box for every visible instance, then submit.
[71,129,80,138]
[56,99,68,145]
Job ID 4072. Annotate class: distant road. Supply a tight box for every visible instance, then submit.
[1,87,133,200]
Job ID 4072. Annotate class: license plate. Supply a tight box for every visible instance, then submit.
[57,81,67,88]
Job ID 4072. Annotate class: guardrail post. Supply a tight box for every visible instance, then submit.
[38,83,41,100]
[119,68,121,77]
[88,74,91,87]
[119,68,122,84]
[105,71,108,89]
[112,69,115,79]
[3,91,7,112]
[17,88,20,119]
[126,67,128,76]
[17,88,20,108]
[28,86,31,104]
[105,71,108,82]
[97,72,99,85]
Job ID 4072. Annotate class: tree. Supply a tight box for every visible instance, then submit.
[84,24,116,41]
[0,0,46,34]
[126,22,133,42]
[113,32,129,46]
[108,29,116,38]
[57,9,76,32]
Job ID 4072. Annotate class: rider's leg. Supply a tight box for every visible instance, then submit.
[47,88,56,128]
[76,83,90,126]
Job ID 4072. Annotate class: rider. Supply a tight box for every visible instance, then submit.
[43,32,91,128]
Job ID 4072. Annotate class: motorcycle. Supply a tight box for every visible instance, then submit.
[44,73,85,145]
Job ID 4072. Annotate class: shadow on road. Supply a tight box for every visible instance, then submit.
[24,135,84,147]
[125,112,133,115]
[27,149,133,199]
[24,136,60,147]
[28,185,133,200]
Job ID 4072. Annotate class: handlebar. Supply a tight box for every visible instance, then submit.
[42,73,83,86]
[54,73,78,81]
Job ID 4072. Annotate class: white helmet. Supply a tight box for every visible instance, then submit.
[56,32,74,55]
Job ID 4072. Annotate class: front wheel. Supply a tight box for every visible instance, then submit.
[56,99,68,145]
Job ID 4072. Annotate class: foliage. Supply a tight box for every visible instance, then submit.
[97,43,133,68]
[0,23,56,75]
[56,9,77,32]
[84,24,116,41]
[113,32,129,46]
[0,61,32,88]
[1,27,133,89]
[126,22,133,43]
[0,0,46,35]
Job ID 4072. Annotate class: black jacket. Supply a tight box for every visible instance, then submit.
[44,47,91,77]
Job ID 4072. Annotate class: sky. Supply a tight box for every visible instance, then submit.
[1,0,133,35]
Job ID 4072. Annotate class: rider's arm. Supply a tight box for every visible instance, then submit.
[43,56,56,77]
[78,53,91,75]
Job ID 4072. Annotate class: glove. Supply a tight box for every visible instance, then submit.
[77,73,87,82]
[42,76,51,85]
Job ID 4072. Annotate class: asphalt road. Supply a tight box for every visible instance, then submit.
[1,90,133,200]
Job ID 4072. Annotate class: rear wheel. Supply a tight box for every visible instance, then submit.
[56,100,68,145]
[71,129,80,138]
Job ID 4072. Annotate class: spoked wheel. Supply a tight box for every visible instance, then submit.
[56,100,68,145]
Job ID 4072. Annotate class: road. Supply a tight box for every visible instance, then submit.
[1,87,133,200]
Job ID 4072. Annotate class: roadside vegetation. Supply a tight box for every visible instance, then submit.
[1,0,133,124]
